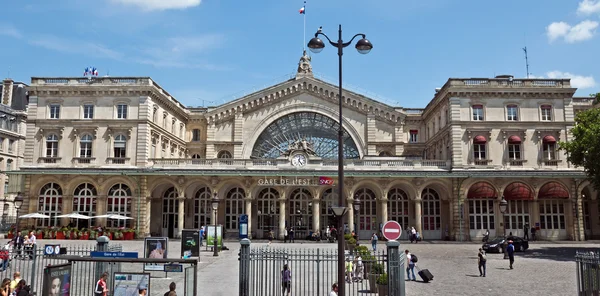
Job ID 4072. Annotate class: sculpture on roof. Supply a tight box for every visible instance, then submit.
[297,50,313,76]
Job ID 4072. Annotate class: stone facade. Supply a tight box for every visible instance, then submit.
[11,56,600,241]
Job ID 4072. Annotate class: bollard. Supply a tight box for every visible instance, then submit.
[239,238,251,296]
[386,240,405,296]
[95,235,110,285]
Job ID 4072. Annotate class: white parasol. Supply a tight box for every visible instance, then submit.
[55,212,91,219]
[19,213,51,219]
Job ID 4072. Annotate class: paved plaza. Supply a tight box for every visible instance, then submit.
[8,238,595,295]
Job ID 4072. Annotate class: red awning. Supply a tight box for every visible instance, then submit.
[473,135,487,144]
[409,130,418,134]
[508,135,522,144]
[543,135,556,143]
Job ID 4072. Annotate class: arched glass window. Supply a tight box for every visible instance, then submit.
[80,134,93,158]
[73,183,97,228]
[217,151,232,159]
[226,188,245,230]
[388,188,409,231]
[114,135,127,158]
[46,134,59,157]
[107,184,132,228]
[194,187,212,228]
[38,183,63,227]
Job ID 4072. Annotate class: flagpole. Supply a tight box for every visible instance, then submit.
[303,1,306,51]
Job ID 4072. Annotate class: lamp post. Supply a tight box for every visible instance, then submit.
[14,192,23,234]
[353,197,361,239]
[499,197,508,259]
[211,192,219,257]
[308,25,372,296]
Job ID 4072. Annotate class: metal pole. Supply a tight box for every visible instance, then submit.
[214,209,219,257]
[336,23,346,296]
[503,212,508,259]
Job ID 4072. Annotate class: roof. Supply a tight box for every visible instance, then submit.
[0,82,29,111]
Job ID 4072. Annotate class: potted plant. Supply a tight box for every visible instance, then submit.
[376,273,388,296]
[368,263,385,293]
[114,230,123,240]
[347,237,357,252]
[56,227,67,239]
[79,228,89,240]
[123,228,136,240]
[36,229,44,239]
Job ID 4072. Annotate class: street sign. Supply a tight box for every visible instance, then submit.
[90,251,138,259]
[44,244,61,256]
[382,221,402,241]
[164,264,183,272]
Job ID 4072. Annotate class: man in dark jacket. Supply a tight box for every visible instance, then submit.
[506,240,515,269]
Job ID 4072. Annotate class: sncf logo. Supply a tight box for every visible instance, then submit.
[319,177,334,185]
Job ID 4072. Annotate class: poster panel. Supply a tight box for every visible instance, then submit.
[144,237,168,271]
[181,229,200,258]
[43,263,71,296]
[113,272,150,296]
[206,225,223,248]
[185,266,195,296]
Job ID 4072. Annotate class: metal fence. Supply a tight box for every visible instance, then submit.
[576,251,600,296]
[239,239,405,296]
[1,242,122,295]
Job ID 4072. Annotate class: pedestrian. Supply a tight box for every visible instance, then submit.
[411,227,417,243]
[289,227,295,243]
[345,258,353,283]
[523,224,529,240]
[281,264,291,296]
[164,282,176,296]
[506,240,515,269]
[329,283,338,296]
[404,249,416,281]
[94,272,109,296]
[199,226,205,246]
[371,232,378,251]
[326,226,330,241]
[139,286,147,296]
[10,272,21,293]
[483,229,489,243]
[268,230,274,245]
[478,248,487,277]
[0,247,8,272]
[284,227,288,243]
[14,280,30,296]
[531,226,537,241]
[1,278,10,296]
[354,255,364,282]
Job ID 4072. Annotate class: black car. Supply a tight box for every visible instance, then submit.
[481,236,529,253]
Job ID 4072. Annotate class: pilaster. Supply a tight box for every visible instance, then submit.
[206,123,216,158]
[448,97,463,168]
[367,115,377,155]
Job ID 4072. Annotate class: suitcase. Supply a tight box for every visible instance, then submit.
[417,267,433,283]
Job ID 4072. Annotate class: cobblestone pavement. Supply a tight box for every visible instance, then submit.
[29,239,595,295]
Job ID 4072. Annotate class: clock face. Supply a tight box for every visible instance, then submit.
[291,154,307,167]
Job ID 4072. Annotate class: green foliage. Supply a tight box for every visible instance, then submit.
[559,106,600,190]
[344,233,353,241]
[592,92,600,105]
[376,273,388,285]
[372,263,385,274]
[347,237,356,246]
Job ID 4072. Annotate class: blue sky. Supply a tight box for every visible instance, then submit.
[0,0,598,108]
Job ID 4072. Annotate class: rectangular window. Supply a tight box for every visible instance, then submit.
[472,105,484,121]
[192,129,201,141]
[473,144,486,160]
[83,105,94,119]
[6,160,12,171]
[541,105,552,121]
[409,130,418,143]
[3,181,8,194]
[508,144,521,160]
[49,105,60,119]
[117,104,128,119]
[0,138,3,150]
[8,140,14,153]
[507,105,518,121]
[543,143,556,160]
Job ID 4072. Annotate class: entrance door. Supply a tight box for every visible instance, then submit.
[257,188,279,239]
[321,189,336,232]
[163,187,179,238]
[468,199,495,240]
[421,188,441,240]
[503,200,529,238]
[356,188,377,240]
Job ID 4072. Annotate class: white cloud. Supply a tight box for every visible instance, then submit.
[30,35,123,60]
[546,71,597,89]
[135,34,226,69]
[578,0,600,15]
[546,20,599,43]
[109,0,201,11]
[0,24,22,39]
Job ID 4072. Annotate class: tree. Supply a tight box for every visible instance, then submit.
[560,92,600,190]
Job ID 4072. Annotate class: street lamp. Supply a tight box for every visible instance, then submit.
[211,192,219,257]
[309,25,372,296]
[14,192,23,234]
[353,197,361,239]
[499,197,508,259]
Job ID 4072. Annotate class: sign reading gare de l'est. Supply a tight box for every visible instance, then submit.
[257,176,335,186]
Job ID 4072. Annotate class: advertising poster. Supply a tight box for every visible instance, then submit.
[113,273,150,296]
[144,237,168,271]
[42,263,71,296]
[206,225,223,248]
[181,229,200,258]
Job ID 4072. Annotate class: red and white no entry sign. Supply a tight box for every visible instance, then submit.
[382,221,402,241]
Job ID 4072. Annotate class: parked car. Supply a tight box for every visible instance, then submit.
[481,236,529,253]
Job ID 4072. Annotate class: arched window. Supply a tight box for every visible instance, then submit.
[257,188,280,238]
[191,154,201,159]
[388,188,409,231]
[226,187,245,231]
[107,184,132,228]
[46,134,59,157]
[538,182,568,233]
[114,135,127,158]
[356,187,377,238]
[38,183,63,227]
[321,188,337,230]
[80,134,93,158]
[217,151,232,159]
[379,151,393,157]
[508,135,522,161]
[194,187,212,228]
[422,188,441,233]
[171,118,177,134]
[289,188,312,236]
[153,107,158,122]
[73,183,97,228]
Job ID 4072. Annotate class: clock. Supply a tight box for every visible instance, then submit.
[291,153,307,167]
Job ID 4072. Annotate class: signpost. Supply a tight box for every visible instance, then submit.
[382,220,402,241]
[239,214,248,239]
[90,251,139,259]
[44,244,61,256]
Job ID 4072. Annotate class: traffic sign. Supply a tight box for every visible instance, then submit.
[44,244,61,256]
[90,251,138,259]
[382,221,402,241]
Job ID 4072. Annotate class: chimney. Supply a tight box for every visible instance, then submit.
[2,78,14,106]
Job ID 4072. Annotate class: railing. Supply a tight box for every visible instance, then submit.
[473,159,492,166]
[72,157,96,164]
[150,158,451,170]
[448,78,570,88]
[31,77,152,86]
[509,160,527,167]
[576,251,600,295]
[573,97,596,105]
[38,157,61,164]
[543,159,562,166]
[106,157,130,164]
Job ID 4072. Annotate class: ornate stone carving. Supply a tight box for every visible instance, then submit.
[245,176,253,188]
[282,138,317,157]
[177,176,185,185]
[296,50,313,76]
[345,177,356,188]
[210,176,220,186]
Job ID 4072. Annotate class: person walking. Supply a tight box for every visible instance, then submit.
[289,227,295,243]
[281,264,292,296]
[94,272,109,296]
[478,248,487,277]
[523,224,529,240]
[404,249,416,281]
[10,272,21,293]
[506,240,515,269]
[329,283,338,296]
[284,227,288,243]
[531,226,537,241]
[164,282,176,296]
[370,233,378,252]
[411,227,417,243]
[199,226,205,246]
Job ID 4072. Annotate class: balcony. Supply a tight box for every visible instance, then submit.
[72,157,96,164]
[473,159,493,166]
[38,157,61,164]
[542,159,562,167]
[106,157,130,165]
[149,158,451,171]
[508,159,527,167]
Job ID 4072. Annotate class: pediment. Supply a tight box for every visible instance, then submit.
[205,76,405,125]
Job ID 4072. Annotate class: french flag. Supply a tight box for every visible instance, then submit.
[299,5,305,14]
[84,67,90,76]
[92,67,98,76]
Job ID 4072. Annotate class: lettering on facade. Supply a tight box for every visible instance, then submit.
[257,176,334,186]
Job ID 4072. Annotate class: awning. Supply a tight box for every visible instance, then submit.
[543,135,556,143]
[473,135,487,144]
[508,135,522,144]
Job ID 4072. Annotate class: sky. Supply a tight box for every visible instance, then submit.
[0,0,598,108]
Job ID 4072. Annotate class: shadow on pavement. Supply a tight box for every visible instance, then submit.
[465,274,481,277]
[520,246,599,262]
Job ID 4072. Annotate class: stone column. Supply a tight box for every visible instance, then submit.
[62,195,73,227]
[177,196,185,238]
[347,205,354,232]
[96,195,108,227]
[531,199,540,233]
[245,198,252,239]
[279,198,286,240]
[312,198,320,233]
[414,199,422,234]
[380,199,389,224]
